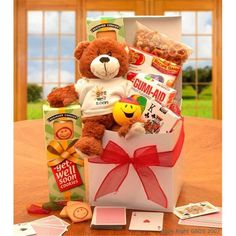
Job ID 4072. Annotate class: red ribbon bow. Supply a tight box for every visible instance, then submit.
[89,125,184,208]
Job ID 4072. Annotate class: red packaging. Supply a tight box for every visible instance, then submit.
[128,47,181,88]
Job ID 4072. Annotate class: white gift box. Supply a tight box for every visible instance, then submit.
[87,121,184,212]
[85,16,184,212]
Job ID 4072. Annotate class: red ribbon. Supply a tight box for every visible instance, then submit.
[89,125,184,208]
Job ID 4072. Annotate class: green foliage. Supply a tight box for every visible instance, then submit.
[182,66,212,95]
[182,85,212,118]
[182,99,212,118]
[27,101,43,120]
[27,83,43,102]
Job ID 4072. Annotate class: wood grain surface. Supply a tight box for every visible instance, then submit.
[14,117,222,235]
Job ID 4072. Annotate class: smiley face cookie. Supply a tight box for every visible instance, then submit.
[66,202,92,223]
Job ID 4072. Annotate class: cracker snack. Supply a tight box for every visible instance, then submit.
[134,21,192,65]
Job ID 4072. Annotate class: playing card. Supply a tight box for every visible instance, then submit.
[174,202,219,220]
[29,215,69,236]
[30,224,67,236]
[91,206,126,229]
[13,223,36,236]
[178,207,222,228]
[31,215,70,227]
[129,212,164,231]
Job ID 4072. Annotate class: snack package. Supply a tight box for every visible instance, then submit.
[137,96,181,134]
[127,72,176,107]
[86,17,125,42]
[134,21,192,65]
[128,46,181,87]
[43,104,85,202]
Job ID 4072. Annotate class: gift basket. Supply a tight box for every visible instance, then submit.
[86,17,189,212]
[43,16,191,213]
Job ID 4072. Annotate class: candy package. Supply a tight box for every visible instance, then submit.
[134,21,192,65]
[128,46,181,88]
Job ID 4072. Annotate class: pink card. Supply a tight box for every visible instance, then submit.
[31,224,67,236]
[91,206,126,229]
[31,215,70,227]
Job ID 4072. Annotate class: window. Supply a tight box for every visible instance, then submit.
[26,10,135,119]
[15,0,220,121]
[165,11,213,118]
[87,11,135,18]
[27,11,76,100]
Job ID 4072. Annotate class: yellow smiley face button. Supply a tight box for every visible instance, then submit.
[113,97,142,126]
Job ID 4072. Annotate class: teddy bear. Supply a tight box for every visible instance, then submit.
[47,38,145,156]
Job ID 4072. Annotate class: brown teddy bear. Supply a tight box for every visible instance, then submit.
[47,38,145,156]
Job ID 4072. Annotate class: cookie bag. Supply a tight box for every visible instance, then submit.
[134,21,192,65]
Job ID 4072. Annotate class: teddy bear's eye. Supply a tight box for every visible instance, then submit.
[107,51,112,56]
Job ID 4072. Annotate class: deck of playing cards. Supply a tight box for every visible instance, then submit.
[178,207,222,228]
[174,202,219,220]
[129,212,164,231]
[14,223,36,236]
[91,206,126,229]
[31,215,69,236]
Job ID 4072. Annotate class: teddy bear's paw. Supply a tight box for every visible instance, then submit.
[47,85,78,108]
[125,122,146,140]
[74,148,89,159]
[74,136,103,157]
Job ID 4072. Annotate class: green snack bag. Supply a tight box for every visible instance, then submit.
[86,17,125,43]
[43,104,85,202]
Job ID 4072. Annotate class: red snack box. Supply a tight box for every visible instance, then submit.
[128,47,181,88]
[127,72,176,107]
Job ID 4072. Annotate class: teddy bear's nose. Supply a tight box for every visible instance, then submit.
[99,57,110,63]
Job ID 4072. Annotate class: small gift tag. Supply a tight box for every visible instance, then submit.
[51,159,83,192]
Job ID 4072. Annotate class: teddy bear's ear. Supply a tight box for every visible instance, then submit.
[74,41,90,60]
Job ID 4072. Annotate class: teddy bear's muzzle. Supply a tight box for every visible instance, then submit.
[90,54,120,80]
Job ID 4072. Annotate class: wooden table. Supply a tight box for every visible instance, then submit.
[14,117,222,235]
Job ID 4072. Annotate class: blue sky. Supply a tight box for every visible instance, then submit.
[27,11,76,98]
